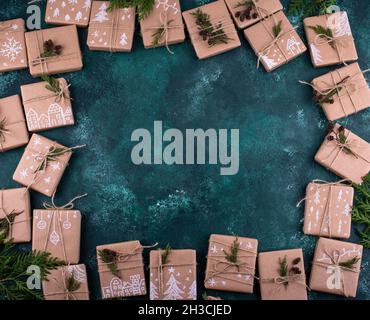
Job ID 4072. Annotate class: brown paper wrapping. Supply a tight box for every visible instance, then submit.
[258,248,308,300]
[25,25,83,77]
[97,241,147,299]
[45,0,92,27]
[309,238,362,298]
[140,0,185,49]
[87,1,135,52]
[315,124,370,185]
[21,78,74,132]
[182,0,241,60]
[304,12,358,68]
[204,234,258,293]
[0,18,28,72]
[0,188,31,243]
[0,95,29,152]
[244,10,306,72]
[150,249,197,300]
[43,264,89,300]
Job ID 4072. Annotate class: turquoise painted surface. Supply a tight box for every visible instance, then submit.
[0,0,369,300]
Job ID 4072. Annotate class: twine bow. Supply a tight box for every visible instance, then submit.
[314,32,349,66]
[0,117,26,152]
[261,273,310,293]
[43,193,87,210]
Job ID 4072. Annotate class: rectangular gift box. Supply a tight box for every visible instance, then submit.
[45,0,92,27]
[0,95,29,152]
[182,0,241,60]
[258,248,308,300]
[140,0,185,49]
[0,18,28,72]
[244,10,306,72]
[204,234,258,293]
[87,1,136,52]
[0,188,31,243]
[150,249,197,300]
[21,78,74,132]
[315,124,370,185]
[25,25,83,77]
[43,264,89,300]
[225,0,283,30]
[302,181,354,239]
[310,63,370,121]
[304,11,358,68]
[310,238,362,297]
[97,240,147,299]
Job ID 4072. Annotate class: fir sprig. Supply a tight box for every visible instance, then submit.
[339,256,360,269]
[224,237,240,265]
[326,124,356,157]
[151,19,174,46]
[313,76,350,105]
[273,20,283,38]
[161,244,171,265]
[41,74,61,95]
[287,0,339,18]
[353,174,370,248]
[39,40,62,59]
[0,210,23,240]
[309,25,335,49]
[98,249,120,278]
[65,273,81,293]
[278,255,288,277]
[0,118,8,143]
[108,0,155,21]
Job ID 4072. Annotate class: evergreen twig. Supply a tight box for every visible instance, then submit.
[108,0,155,21]
[353,174,370,248]
[98,249,120,278]
[287,0,339,18]
[339,256,360,269]
[0,210,23,240]
[161,244,171,265]
[224,237,239,265]
[273,20,282,38]
[309,25,336,49]
[41,75,61,95]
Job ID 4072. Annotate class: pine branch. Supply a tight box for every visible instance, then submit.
[287,0,305,16]
[0,210,23,240]
[224,237,239,265]
[278,255,288,277]
[108,0,155,21]
[151,19,174,46]
[339,256,360,269]
[161,244,171,265]
[39,40,62,59]
[98,249,120,278]
[309,24,335,49]
[273,20,282,38]
[287,0,339,18]
[41,74,61,95]
[65,273,81,293]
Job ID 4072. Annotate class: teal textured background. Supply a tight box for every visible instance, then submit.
[0,0,369,300]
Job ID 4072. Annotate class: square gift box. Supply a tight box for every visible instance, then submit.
[315,124,370,185]
[0,95,29,152]
[182,0,241,60]
[204,234,258,293]
[45,0,92,27]
[97,241,147,299]
[87,1,136,52]
[0,188,31,243]
[150,249,197,300]
[21,77,74,132]
[303,11,358,68]
[0,18,28,72]
[43,264,90,300]
[258,248,308,300]
[310,238,362,298]
[25,25,83,77]
[244,10,306,72]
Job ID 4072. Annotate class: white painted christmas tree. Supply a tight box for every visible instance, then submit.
[261,54,277,70]
[93,3,109,23]
[68,0,78,5]
[343,203,351,217]
[119,33,128,47]
[187,280,196,300]
[150,282,159,300]
[53,8,60,17]
[83,0,92,10]
[314,188,321,205]
[310,44,323,65]
[75,11,82,21]
[335,12,351,37]
[163,274,184,300]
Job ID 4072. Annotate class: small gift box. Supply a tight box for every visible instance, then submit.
[140,0,185,50]
[304,11,358,68]
[315,124,370,185]
[45,0,92,27]
[0,188,31,243]
[182,0,241,60]
[150,248,197,300]
[43,264,89,300]
[87,1,136,52]
[21,77,74,132]
[244,10,306,72]
[204,234,258,293]
[97,241,147,299]
[258,248,308,300]
[0,95,29,152]
[301,181,354,239]
[310,238,362,297]
[225,0,283,30]
[25,25,83,77]
[13,134,84,197]
[0,18,28,72]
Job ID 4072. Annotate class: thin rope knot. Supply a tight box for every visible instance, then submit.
[43,193,88,210]
[55,83,72,103]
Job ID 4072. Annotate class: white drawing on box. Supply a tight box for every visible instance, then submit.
[36,212,47,230]
[51,162,61,171]
[61,1,67,8]
[119,33,128,47]
[102,275,145,299]
[163,274,184,300]
[68,0,78,5]
[207,278,216,287]
[286,36,302,55]
[307,221,312,233]
[43,176,51,184]
[83,0,92,11]
[75,11,82,22]
[93,3,109,23]
[334,12,352,37]
[326,265,342,290]
[63,212,72,229]
[53,8,60,17]
[0,37,22,62]
[156,0,179,14]
[337,189,343,201]
[168,267,175,274]
[67,265,87,283]
[313,188,320,205]
[150,282,159,300]
[121,8,132,20]
[260,54,277,70]
[49,214,60,246]
[49,0,56,4]
[19,168,29,179]
[343,203,351,217]
[187,280,196,300]
[210,244,218,254]
[317,246,362,264]
[65,14,71,21]
[310,43,323,65]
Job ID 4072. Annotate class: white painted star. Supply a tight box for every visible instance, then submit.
[245,242,253,249]
[168,267,175,274]
[208,278,216,287]
[19,168,29,179]
[50,162,61,171]
[33,137,42,146]
[43,176,51,184]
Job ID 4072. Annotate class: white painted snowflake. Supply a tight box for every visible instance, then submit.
[51,162,61,171]
[19,169,29,179]
[0,37,22,62]
[168,267,175,274]
[207,278,216,287]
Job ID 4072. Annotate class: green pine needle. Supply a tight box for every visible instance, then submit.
[161,244,172,265]
[353,174,370,248]
[224,237,239,264]
[0,210,23,240]
[287,0,339,18]
[98,249,120,278]
[108,0,155,21]
[65,274,81,293]
[273,20,282,38]
[309,25,336,49]
[339,256,360,269]
[41,74,61,95]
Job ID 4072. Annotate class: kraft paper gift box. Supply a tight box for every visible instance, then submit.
[310,238,362,298]
[0,188,31,243]
[225,0,283,30]
[244,10,306,72]
[0,18,28,72]
[258,248,308,300]
[0,95,29,152]
[301,181,354,239]
[87,1,135,52]
[303,12,358,68]
[140,0,185,50]
[204,234,258,293]
[149,249,197,300]
[182,0,241,60]
[315,124,370,185]
[25,25,83,77]
[43,264,89,300]
[21,78,74,132]
[97,241,147,299]
[45,0,92,27]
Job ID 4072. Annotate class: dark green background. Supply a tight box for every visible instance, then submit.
[0,0,369,300]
